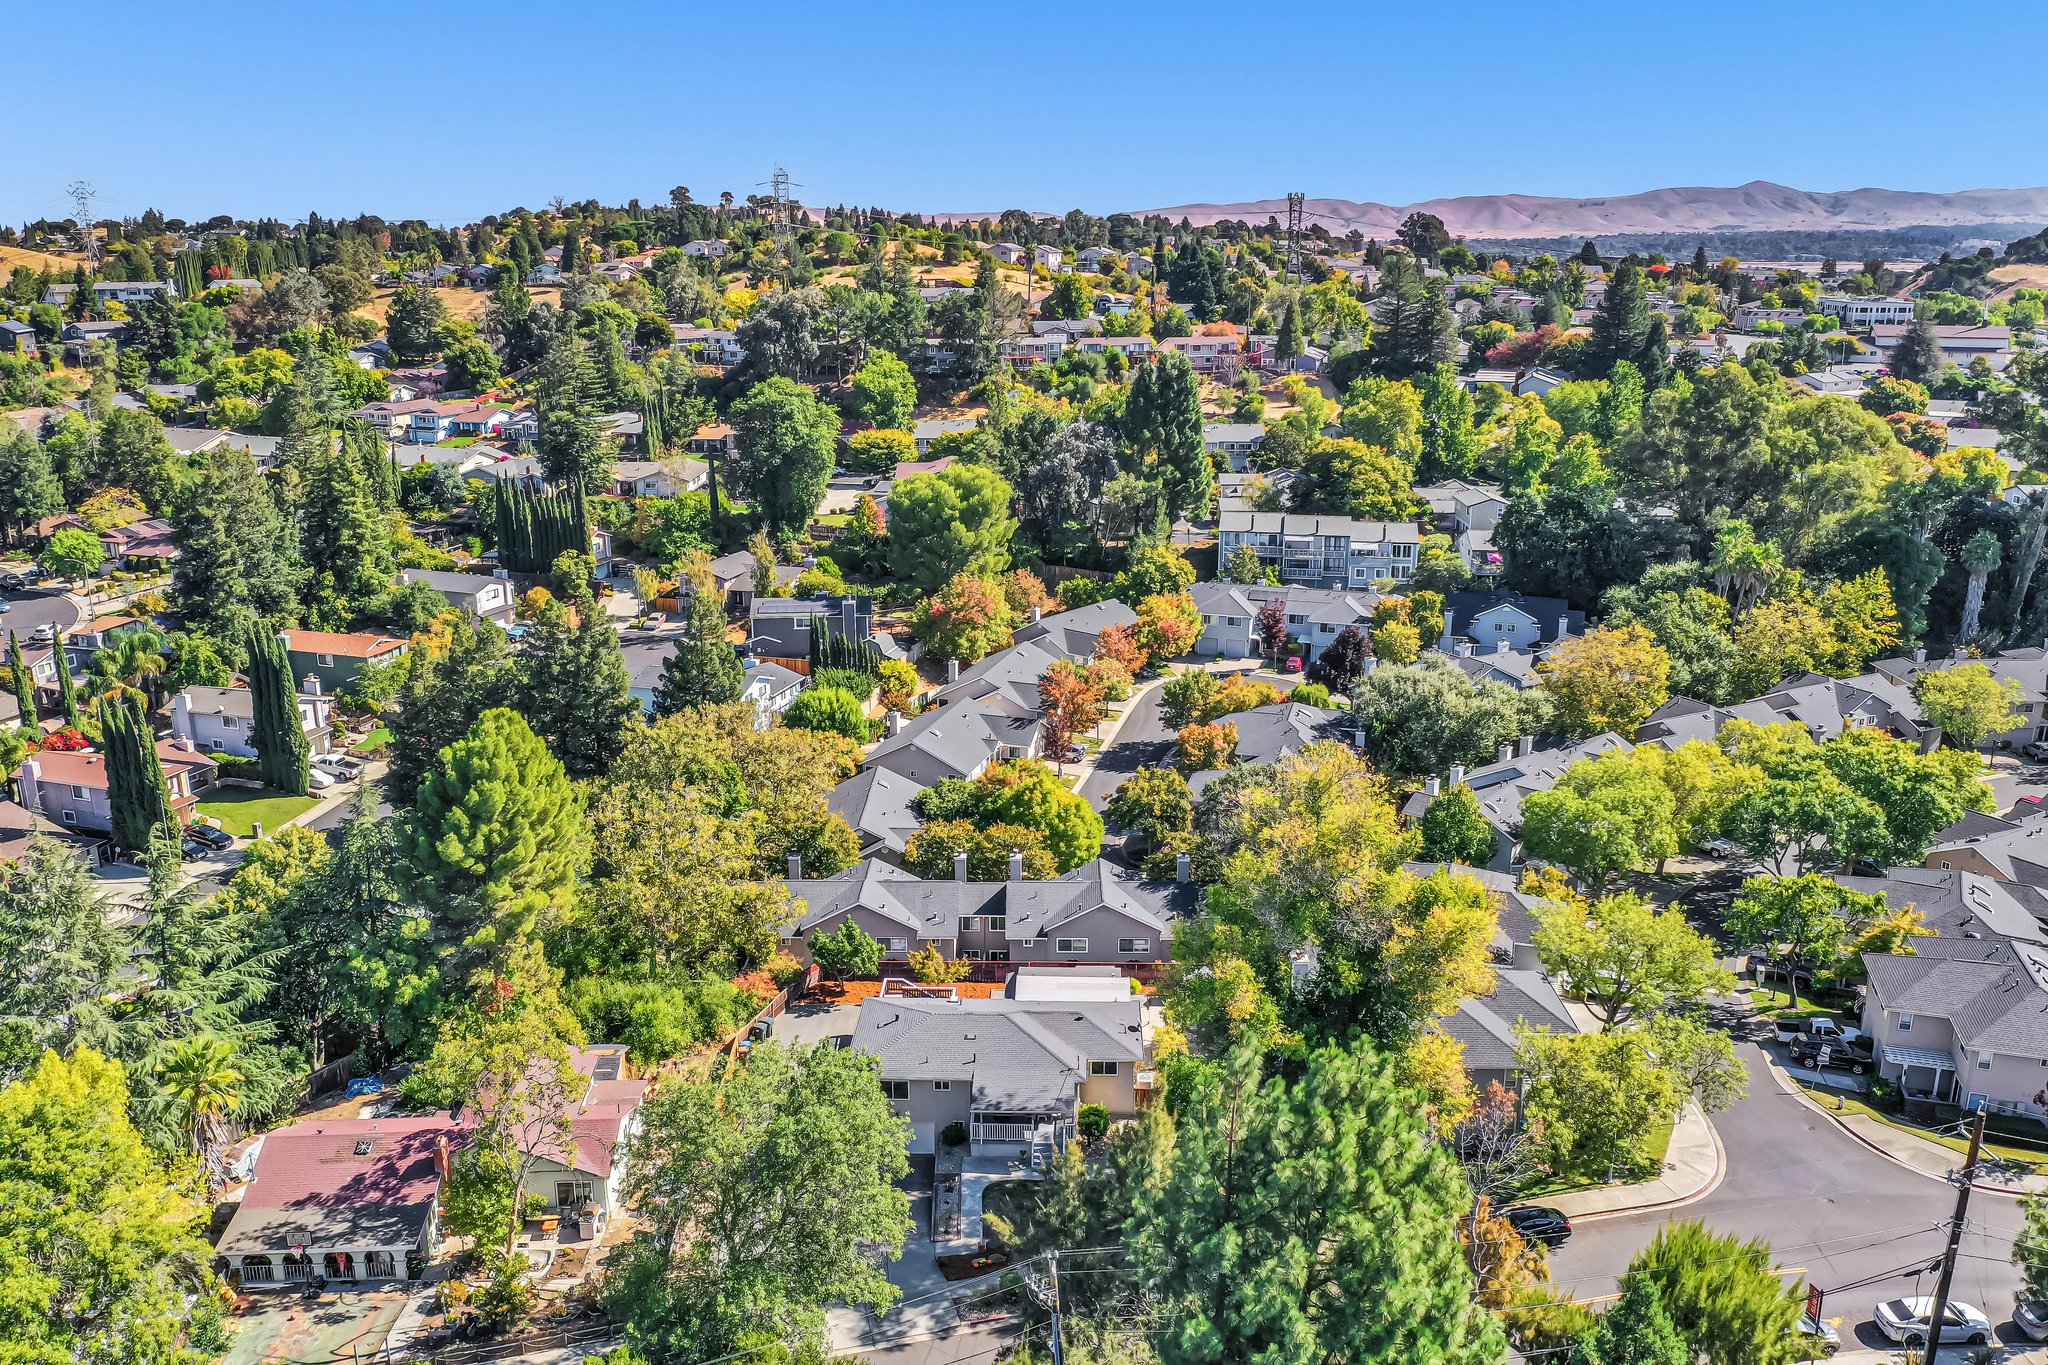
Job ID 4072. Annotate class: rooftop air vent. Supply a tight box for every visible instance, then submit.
[353,1139,374,1156]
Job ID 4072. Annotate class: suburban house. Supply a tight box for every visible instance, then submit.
[1202,422,1266,471]
[779,856,1196,968]
[1157,334,1239,373]
[280,629,410,696]
[670,326,745,367]
[912,417,979,454]
[1441,968,1580,1094]
[170,684,333,759]
[17,740,218,836]
[43,279,176,307]
[513,1045,648,1228]
[1440,591,1585,653]
[0,319,38,356]
[1070,335,1153,362]
[1400,733,1635,872]
[827,766,926,862]
[1012,598,1138,662]
[749,594,875,660]
[622,636,801,724]
[1077,247,1117,271]
[609,458,708,499]
[1637,670,1933,751]
[1187,703,1353,794]
[1733,304,1811,329]
[1189,582,1380,662]
[1216,512,1420,588]
[1864,646,2048,750]
[852,994,1150,1159]
[1414,480,1509,537]
[215,1115,462,1286]
[397,569,515,624]
[998,336,1067,369]
[988,242,1027,265]
[682,239,731,258]
[94,517,179,569]
[741,660,806,721]
[1435,638,1544,689]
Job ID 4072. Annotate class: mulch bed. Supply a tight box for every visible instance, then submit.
[937,1248,1013,1281]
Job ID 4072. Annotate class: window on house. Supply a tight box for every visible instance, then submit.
[1980,1056,1993,1070]
[886,937,910,953]
[70,784,87,799]
[1118,938,1150,954]
[986,917,1006,932]
[316,653,335,667]
[221,716,240,728]
[960,917,981,933]
[61,810,77,825]
[932,1080,951,1091]
[1940,861,1951,870]
[987,950,1011,962]
[1056,938,1088,953]
[1089,1060,1118,1076]
[962,950,983,961]
[881,1081,909,1100]
[1898,1015,1913,1031]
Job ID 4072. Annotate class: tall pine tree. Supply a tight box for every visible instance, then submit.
[514,568,635,776]
[1131,1043,1503,1365]
[301,439,394,628]
[170,445,304,639]
[245,626,311,796]
[7,630,36,728]
[534,330,612,492]
[1587,262,1655,378]
[102,692,178,856]
[655,584,746,714]
[1124,350,1211,521]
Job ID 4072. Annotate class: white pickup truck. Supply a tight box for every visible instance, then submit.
[1774,1015,1867,1048]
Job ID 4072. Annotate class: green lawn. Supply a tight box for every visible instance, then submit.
[196,787,321,837]
[1796,1079,2048,1169]
[1518,1117,1676,1200]
[351,726,391,755]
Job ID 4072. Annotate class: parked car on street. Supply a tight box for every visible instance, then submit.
[1504,1205,1571,1247]
[0,572,24,591]
[312,754,365,780]
[2024,741,2048,763]
[1793,1311,1841,1356]
[1773,1016,1866,1048]
[2016,1298,2048,1342]
[1700,836,1741,857]
[1873,1297,1991,1347]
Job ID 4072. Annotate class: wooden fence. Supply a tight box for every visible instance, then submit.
[721,966,821,1066]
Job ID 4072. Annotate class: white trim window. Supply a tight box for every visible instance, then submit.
[959,917,981,933]
[1089,1060,1118,1076]
[886,937,910,953]
[932,1080,951,1091]
[882,1080,909,1100]
[1897,1014,1913,1031]
[316,652,335,667]
[1118,938,1150,954]
[1056,937,1088,953]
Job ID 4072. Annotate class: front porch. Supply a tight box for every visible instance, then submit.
[970,1110,1072,1169]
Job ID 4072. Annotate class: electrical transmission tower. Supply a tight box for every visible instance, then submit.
[757,165,802,275]
[1285,191,1305,282]
[66,181,99,267]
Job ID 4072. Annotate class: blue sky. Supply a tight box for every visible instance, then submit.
[8,0,2045,227]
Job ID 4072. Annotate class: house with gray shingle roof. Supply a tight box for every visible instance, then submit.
[826,767,925,861]
[1401,733,1634,873]
[851,995,1149,1158]
[1440,969,1579,1094]
[1860,936,2048,1111]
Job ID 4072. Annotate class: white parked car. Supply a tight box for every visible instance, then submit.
[1873,1297,1991,1347]
[312,754,364,780]
[305,767,338,790]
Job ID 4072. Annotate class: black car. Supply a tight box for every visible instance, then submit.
[1789,1038,1874,1075]
[0,572,23,591]
[1505,1205,1572,1247]
[180,837,211,860]
[186,823,234,851]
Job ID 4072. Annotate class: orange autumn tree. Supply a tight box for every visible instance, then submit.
[1177,719,1238,772]
[1094,622,1147,677]
[1136,591,1202,663]
[1038,662,1103,769]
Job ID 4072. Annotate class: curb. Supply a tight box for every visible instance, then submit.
[1763,1056,2036,1200]
[1567,1105,1728,1223]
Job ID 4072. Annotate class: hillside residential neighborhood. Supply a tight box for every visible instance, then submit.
[14,122,2048,1365]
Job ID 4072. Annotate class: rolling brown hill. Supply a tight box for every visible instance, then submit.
[1129,181,2048,240]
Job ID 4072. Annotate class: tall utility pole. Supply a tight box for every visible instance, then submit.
[66,180,99,268]
[1285,191,1305,283]
[1921,1109,1986,1361]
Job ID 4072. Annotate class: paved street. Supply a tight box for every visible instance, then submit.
[1078,681,1173,811]
[0,586,86,642]
[1553,1028,2031,1352]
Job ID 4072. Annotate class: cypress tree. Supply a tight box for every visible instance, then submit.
[1124,350,1210,521]
[7,630,36,728]
[1588,262,1653,378]
[103,693,177,856]
[52,628,79,727]
[245,627,311,796]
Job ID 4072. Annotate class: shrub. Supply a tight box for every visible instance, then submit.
[1290,682,1331,707]
[1076,1103,1109,1141]
[941,1121,969,1148]
[908,944,973,984]
[783,684,869,740]
[762,951,807,989]
[810,666,878,697]
[563,975,757,1064]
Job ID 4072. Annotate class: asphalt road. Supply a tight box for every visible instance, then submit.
[0,586,85,641]
[1078,681,1175,811]
[1551,1024,2030,1351]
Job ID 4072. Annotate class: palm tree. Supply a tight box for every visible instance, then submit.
[1959,529,2003,642]
[86,627,169,709]
[161,1035,244,1186]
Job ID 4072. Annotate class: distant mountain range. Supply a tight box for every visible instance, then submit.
[1129,182,2048,241]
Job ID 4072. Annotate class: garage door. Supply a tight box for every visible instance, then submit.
[907,1122,936,1155]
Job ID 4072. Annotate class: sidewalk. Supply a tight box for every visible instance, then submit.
[1543,1100,1723,1219]
[1764,1055,2048,1197]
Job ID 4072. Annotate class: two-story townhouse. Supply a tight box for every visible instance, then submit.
[1070,335,1152,362]
[280,629,410,697]
[1202,422,1266,472]
[852,994,1149,1158]
[749,595,876,661]
[1189,582,1382,663]
[1440,591,1585,653]
[170,684,333,759]
[1818,295,1915,328]
[1860,937,2048,1112]
[998,335,1067,369]
[1400,733,1634,872]
[669,326,745,367]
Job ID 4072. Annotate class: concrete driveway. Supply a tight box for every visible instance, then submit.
[774,999,862,1049]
